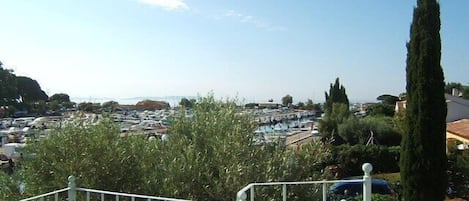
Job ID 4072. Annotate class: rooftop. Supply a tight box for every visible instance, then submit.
[447,119,469,139]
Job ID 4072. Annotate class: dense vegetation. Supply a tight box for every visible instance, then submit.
[330,145,400,177]
[324,77,349,114]
[447,143,469,199]
[0,96,332,201]
[445,82,469,99]
[400,0,448,201]
[0,61,76,117]
[319,78,350,144]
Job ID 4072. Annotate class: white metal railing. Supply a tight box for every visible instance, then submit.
[236,163,373,201]
[19,188,69,201]
[20,176,191,201]
[20,164,373,201]
[74,187,191,201]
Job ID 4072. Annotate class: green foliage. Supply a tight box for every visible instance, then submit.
[0,171,23,200]
[447,143,469,198]
[282,94,293,106]
[321,78,350,144]
[0,65,18,107]
[463,87,469,100]
[101,101,119,112]
[47,101,61,111]
[49,93,70,103]
[16,76,48,103]
[392,110,406,136]
[5,95,332,201]
[324,78,349,114]
[337,116,401,146]
[0,61,59,116]
[20,118,147,197]
[331,145,400,177]
[377,94,400,106]
[135,99,170,110]
[445,82,469,99]
[348,194,398,201]
[366,103,395,117]
[244,102,258,109]
[369,94,399,117]
[29,100,48,115]
[48,93,75,111]
[296,101,305,109]
[445,82,463,94]
[77,102,100,112]
[319,103,350,144]
[313,103,323,112]
[165,95,330,200]
[179,97,196,108]
[296,99,317,111]
[305,99,316,111]
[400,0,448,201]
[61,101,76,109]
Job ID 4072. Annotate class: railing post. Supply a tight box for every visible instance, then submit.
[282,184,287,201]
[68,176,76,201]
[322,181,327,201]
[250,185,254,201]
[362,163,373,201]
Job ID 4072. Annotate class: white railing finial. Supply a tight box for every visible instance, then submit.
[362,163,373,201]
[362,163,373,177]
[68,176,76,201]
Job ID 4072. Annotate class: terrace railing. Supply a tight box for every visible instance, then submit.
[20,163,373,201]
[20,176,191,201]
[236,163,373,201]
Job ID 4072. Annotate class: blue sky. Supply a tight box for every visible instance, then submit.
[0,0,467,104]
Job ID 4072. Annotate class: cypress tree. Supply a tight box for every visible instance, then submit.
[322,78,350,144]
[400,0,447,201]
[324,77,349,114]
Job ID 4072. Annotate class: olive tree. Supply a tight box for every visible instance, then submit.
[5,95,332,201]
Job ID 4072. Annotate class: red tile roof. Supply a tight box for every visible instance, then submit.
[447,119,469,140]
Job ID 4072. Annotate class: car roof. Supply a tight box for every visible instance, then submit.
[330,178,391,194]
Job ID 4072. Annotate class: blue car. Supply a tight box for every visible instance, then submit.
[329,178,395,200]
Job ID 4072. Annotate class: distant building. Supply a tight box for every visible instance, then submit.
[394,101,407,113]
[446,119,469,151]
[395,94,469,122]
[359,103,375,112]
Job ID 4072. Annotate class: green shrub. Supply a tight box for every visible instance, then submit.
[20,117,147,197]
[447,143,469,198]
[4,95,333,201]
[348,194,397,201]
[331,145,400,177]
[337,116,401,146]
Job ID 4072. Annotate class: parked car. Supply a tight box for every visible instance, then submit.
[328,178,395,201]
[311,127,320,136]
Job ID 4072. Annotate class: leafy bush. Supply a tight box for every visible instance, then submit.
[331,145,400,177]
[20,118,147,197]
[3,95,332,201]
[337,116,401,146]
[447,143,469,199]
[348,194,398,201]
[0,171,23,200]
